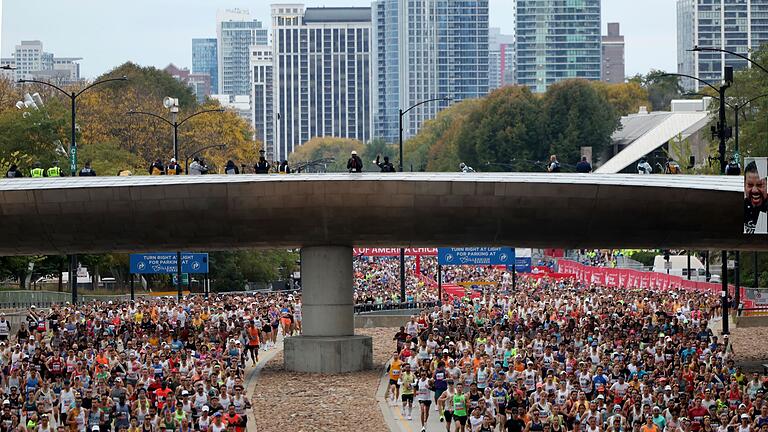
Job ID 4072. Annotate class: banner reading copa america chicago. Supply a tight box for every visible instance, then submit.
[744,157,768,234]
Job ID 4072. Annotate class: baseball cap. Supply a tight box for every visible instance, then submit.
[92,426,100,431]
[741,414,750,420]
[202,406,210,412]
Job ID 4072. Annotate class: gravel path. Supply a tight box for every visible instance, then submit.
[250,328,395,432]
[729,326,768,362]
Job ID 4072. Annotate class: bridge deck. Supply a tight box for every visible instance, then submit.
[0,173,752,254]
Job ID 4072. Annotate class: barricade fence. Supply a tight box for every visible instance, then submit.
[557,259,731,293]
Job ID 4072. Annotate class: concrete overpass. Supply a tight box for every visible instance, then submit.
[0,173,756,373]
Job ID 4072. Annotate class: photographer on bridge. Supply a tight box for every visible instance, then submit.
[375,154,396,172]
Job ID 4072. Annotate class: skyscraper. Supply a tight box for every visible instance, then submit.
[216,9,268,97]
[271,5,373,162]
[251,45,274,159]
[516,0,601,93]
[192,38,218,94]
[677,0,768,91]
[489,28,516,90]
[372,0,489,142]
[602,23,625,84]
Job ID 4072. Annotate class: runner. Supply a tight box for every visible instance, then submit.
[398,364,416,420]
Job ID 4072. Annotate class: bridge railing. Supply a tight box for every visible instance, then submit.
[354,301,437,314]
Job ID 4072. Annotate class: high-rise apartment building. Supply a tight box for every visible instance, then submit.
[602,23,625,84]
[489,28,516,90]
[372,0,489,142]
[272,5,373,161]
[677,0,768,91]
[516,0,601,93]
[250,46,274,159]
[2,41,82,83]
[192,38,218,94]
[217,9,268,97]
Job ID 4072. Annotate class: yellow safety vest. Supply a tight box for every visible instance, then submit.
[30,168,45,178]
[47,167,61,177]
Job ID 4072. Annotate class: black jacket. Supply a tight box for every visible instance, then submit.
[347,155,363,173]
[575,161,591,173]
[255,159,271,174]
[376,156,396,172]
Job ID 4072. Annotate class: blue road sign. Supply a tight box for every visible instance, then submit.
[130,253,209,274]
[438,247,514,266]
[511,257,532,273]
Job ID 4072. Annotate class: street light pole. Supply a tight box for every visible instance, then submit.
[397,96,452,304]
[18,76,127,305]
[662,71,732,173]
[127,104,224,301]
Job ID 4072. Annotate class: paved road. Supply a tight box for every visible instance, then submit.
[245,337,285,432]
[377,369,446,432]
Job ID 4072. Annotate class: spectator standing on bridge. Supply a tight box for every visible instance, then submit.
[576,156,592,173]
[255,150,271,174]
[5,164,23,178]
[459,163,475,173]
[637,157,653,174]
[665,157,682,174]
[149,159,165,175]
[78,161,96,176]
[188,157,207,175]
[46,161,61,177]
[726,156,742,176]
[225,160,239,174]
[547,155,561,172]
[30,162,44,178]
[167,158,182,175]
[375,154,396,172]
[347,150,363,173]
[278,160,291,174]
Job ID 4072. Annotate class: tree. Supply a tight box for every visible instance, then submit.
[15,62,261,175]
[592,81,650,116]
[288,137,365,172]
[541,80,620,165]
[455,86,544,171]
[403,98,482,171]
[629,70,683,112]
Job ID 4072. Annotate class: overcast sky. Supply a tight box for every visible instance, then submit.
[1,0,677,79]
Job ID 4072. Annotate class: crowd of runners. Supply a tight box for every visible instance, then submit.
[385,275,768,432]
[0,293,302,432]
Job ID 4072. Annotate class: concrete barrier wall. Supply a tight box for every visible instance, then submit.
[355,314,410,329]
[736,315,768,328]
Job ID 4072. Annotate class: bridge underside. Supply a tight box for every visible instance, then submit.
[0,173,758,372]
[0,173,759,255]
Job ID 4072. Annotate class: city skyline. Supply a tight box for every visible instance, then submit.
[1,0,676,80]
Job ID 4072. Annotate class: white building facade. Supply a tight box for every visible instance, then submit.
[250,46,274,160]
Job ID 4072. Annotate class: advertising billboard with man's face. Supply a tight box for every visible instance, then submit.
[744,157,768,234]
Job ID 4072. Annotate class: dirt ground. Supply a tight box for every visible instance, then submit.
[250,328,396,432]
[729,326,768,363]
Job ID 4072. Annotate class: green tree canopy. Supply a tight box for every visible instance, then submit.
[541,80,620,164]
[288,137,365,172]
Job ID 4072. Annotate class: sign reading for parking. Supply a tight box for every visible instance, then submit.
[129,253,209,274]
[437,247,514,266]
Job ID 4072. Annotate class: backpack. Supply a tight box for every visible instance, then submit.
[550,161,561,172]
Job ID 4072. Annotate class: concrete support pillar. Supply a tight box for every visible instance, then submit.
[284,246,372,373]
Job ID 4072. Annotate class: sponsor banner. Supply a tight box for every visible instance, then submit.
[438,247,514,266]
[353,248,438,257]
[557,259,730,293]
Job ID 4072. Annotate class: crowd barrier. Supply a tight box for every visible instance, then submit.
[0,291,143,310]
[558,259,731,293]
